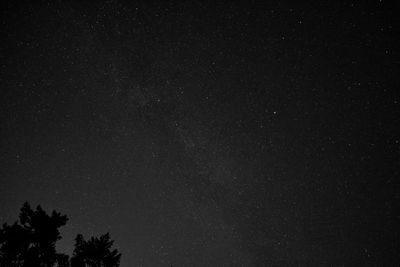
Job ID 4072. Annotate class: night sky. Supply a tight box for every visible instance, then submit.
[1,1,399,266]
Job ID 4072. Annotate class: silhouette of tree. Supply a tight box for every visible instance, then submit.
[71,233,121,267]
[0,202,68,267]
[0,222,29,266]
[56,254,70,267]
[0,202,121,267]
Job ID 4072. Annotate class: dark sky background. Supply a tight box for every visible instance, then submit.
[1,1,399,266]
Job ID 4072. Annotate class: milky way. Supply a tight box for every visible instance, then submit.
[1,1,398,266]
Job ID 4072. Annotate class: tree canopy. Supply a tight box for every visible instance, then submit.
[0,202,121,267]
[71,233,121,267]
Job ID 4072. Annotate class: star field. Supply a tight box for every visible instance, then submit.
[1,1,399,266]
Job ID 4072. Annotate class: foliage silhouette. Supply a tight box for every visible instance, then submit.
[0,202,68,267]
[71,233,121,267]
[0,202,121,267]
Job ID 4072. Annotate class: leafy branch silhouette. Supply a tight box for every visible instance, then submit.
[0,202,121,267]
